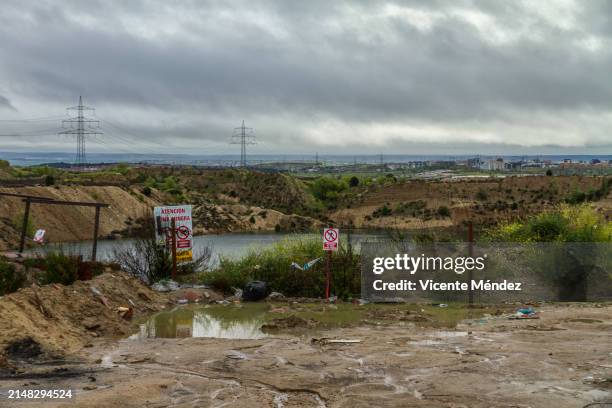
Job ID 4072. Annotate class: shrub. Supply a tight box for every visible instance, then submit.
[161,176,182,195]
[372,204,392,218]
[142,186,152,197]
[0,258,25,295]
[437,206,451,217]
[475,189,488,201]
[201,237,360,298]
[44,175,55,186]
[310,177,347,202]
[486,205,611,301]
[546,169,553,176]
[348,176,359,187]
[113,219,211,284]
[39,252,79,285]
[487,204,611,243]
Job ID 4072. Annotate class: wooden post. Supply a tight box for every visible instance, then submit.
[467,221,474,306]
[171,217,177,279]
[91,205,101,261]
[19,199,31,253]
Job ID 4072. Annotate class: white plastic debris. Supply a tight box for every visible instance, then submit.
[151,279,180,292]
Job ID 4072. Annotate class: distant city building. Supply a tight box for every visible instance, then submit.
[481,157,504,171]
[467,157,482,168]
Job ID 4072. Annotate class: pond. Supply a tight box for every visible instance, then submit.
[30,231,389,264]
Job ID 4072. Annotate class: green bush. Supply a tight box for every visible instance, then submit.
[44,175,55,186]
[487,205,611,301]
[487,204,611,243]
[437,205,451,217]
[348,176,359,187]
[310,177,348,202]
[0,258,25,295]
[38,252,79,285]
[475,189,488,201]
[201,237,360,298]
[142,186,152,197]
[372,204,392,217]
[113,163,130,175]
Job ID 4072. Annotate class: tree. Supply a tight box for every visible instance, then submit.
[546,169,553,176]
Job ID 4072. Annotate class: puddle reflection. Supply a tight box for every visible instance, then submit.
[131,304,269,340]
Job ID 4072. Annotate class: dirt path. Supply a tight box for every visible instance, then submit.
[1,304,610,407]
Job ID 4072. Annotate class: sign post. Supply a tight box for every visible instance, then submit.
[322,227,339,301]
[154,205,193,266]
[171,218,177,279]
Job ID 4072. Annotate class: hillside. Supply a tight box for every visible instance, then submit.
[331,175,611,229]
[0,186,159,250]
[0,165,609,249]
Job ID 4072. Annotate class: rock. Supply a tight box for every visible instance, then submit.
[267,291,285,301]
[182,290,201,303]
[137,291,152,301]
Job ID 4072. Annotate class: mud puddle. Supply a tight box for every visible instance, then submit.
[130,303,270,340]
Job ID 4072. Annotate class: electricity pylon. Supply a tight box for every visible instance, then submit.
[230,120,256,167]
[59,96,102,168]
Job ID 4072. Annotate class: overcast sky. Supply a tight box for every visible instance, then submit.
[0,0,611,155]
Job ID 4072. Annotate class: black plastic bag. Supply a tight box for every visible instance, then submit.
[242,280,269,301]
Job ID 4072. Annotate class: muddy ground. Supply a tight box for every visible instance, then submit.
[1,302,610,407]
[0,272,223,355]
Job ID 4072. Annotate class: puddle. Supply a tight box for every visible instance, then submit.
[130,303,269,340]
[407,331,468,346]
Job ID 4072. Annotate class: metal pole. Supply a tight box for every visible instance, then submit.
[91,205,101,261]
[325,250,331,301]
[467,221,474,306]
[19,199,31,253]
[171,218,177,279]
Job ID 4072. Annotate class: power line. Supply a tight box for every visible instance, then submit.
[230,120,255,167]
[0,115,67,122]
[58,96,102,168]
[101,119,175,151]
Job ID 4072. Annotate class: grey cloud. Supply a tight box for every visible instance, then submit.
[0,0,610,153]
[0,95,15,110]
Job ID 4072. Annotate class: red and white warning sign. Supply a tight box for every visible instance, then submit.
[154,205,193,263]
[322,227,339,251]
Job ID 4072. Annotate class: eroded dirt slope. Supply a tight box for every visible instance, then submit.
[0,272,169,355]
[0,186,159,250]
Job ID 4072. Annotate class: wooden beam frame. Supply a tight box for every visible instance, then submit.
[5,193,109,261]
